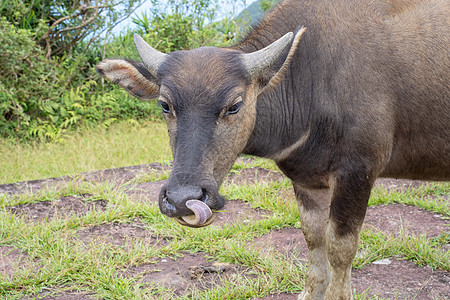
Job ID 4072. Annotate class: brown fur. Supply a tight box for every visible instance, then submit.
[96,0,449,298]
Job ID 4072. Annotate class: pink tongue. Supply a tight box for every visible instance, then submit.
[183,200,212,225]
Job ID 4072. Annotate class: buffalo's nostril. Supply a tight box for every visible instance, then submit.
[161,193,176,214]
[200,189,209,203]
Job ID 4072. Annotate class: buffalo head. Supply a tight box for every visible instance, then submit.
[96,28,305,226]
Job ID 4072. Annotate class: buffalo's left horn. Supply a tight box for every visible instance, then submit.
[134,34,168,78]
[241,32,294,78]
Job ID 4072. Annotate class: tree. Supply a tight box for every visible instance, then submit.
[0,0,145,58]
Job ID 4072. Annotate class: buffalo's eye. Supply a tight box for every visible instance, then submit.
[158,101,171,114]
[225,101,243,116]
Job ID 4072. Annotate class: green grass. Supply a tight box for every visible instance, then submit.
[1,175,448,299]
[0,121,172,184]
[0,179,306,299]
[370,182,450,215]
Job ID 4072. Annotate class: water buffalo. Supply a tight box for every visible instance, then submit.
[96,0,449,298]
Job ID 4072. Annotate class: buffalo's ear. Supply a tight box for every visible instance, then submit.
[96,59,160,99]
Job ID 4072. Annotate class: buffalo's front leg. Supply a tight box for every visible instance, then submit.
[323,171,373,300]
[295,186,331,300]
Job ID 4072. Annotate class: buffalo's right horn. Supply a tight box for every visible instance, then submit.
[241,31,294,78]
[134,34,167,78]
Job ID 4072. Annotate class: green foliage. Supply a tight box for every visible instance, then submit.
[0,0,144,58]
[26,82,162,142]
[0,17,160,141]
[127,0,245,53]
[0,0,248,141]
[260,0,281,12]
[0,17,66,138]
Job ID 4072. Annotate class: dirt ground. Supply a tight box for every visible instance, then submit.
[1,162,449,300]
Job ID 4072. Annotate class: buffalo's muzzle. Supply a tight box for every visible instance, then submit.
[159,183,221,227]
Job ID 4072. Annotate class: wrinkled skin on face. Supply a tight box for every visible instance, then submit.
[96,30,304,225]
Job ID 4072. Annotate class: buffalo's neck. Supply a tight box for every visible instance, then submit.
[241,49,342,188]
[242,76,312,158]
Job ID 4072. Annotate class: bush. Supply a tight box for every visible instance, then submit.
[125,0,245,53]
[0,18,160,141]
[0,18,67,138]
[25,81,162,142]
